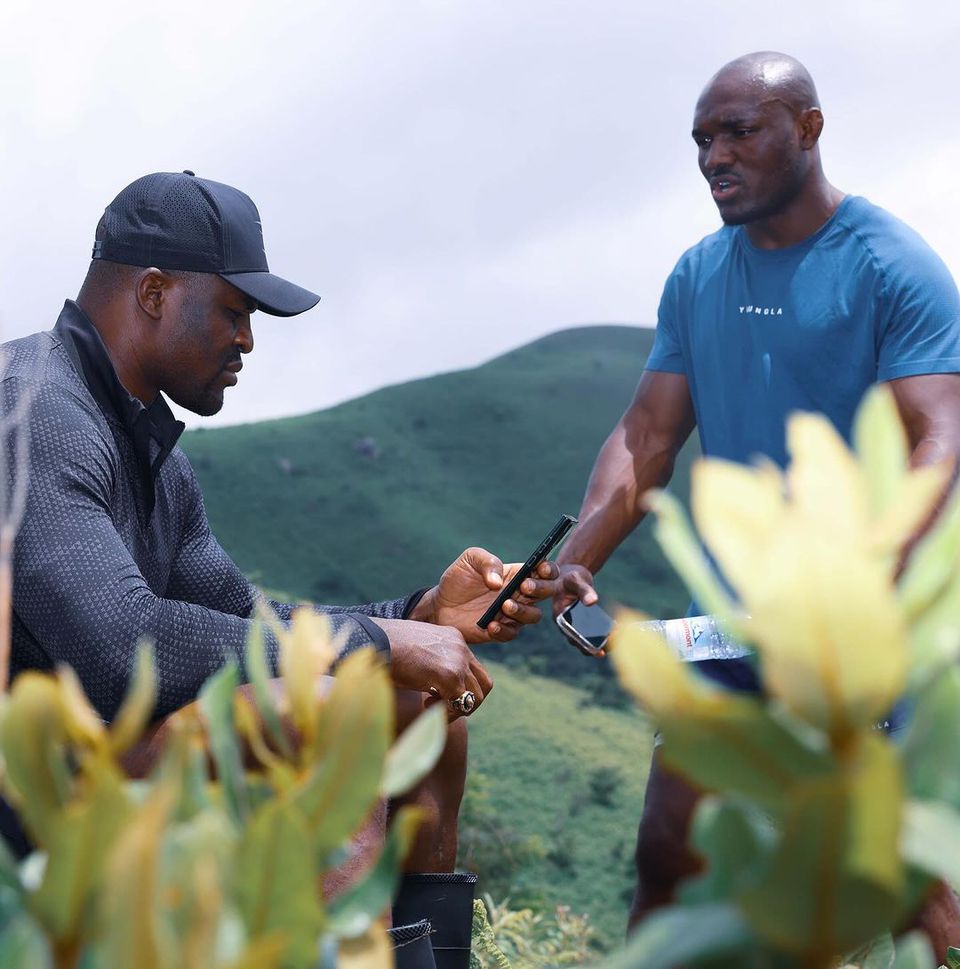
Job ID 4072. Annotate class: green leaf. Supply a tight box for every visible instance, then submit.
[904,573,960,694]
[294,650,392,859]
[902,800,960,886]
[678,797,775,905]
[158,809,235,968]
[0,674,74,846]
[246,612,293,759]
[593,902,753,969]
[659,694,835,813]
[891,931,936,969]
[740,733,903,957]
[380,705,446,799]
[0,911,53,968]
[198,662,249,824]
[902,667,960,807]
[233,800,324,969]
[31,758,133,941]
[326,805,422,938]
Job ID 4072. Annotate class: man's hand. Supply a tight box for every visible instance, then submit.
[409,546,597,643]
[370,618,493,719]
[551,553,600,621]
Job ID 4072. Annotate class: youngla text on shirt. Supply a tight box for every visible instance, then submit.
[739,305,784,316]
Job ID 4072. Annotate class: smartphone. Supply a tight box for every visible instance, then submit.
[555,601,615,656]
[476,514,578,629]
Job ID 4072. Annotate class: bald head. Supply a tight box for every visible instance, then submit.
[690,52,840,240]
[703,51,820,117]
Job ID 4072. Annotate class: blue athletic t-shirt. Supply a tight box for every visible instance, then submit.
[646,195,960,467]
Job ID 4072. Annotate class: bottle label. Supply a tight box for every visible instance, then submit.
[640,616,751,663]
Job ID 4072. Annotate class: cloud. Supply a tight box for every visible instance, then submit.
[1,0,957,426]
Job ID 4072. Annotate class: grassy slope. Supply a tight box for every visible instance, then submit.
[463,661,655,948]
[180,324,696,949]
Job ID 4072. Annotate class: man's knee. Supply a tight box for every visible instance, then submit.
[393,690,469,806]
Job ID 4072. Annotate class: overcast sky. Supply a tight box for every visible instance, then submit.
[2,0,958,427]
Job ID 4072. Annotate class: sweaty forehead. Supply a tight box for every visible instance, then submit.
[693,82,773,129]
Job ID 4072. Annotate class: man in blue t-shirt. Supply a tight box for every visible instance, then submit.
[555,51,960,949]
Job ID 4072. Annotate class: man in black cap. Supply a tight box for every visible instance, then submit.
[0,172,591,891]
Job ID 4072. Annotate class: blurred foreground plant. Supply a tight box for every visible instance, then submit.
[602,386,960,969]
[0,609,446,969]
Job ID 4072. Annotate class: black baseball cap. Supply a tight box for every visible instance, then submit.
[92,171,320,317]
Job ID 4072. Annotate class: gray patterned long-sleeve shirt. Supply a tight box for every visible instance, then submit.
[3,301,415,720]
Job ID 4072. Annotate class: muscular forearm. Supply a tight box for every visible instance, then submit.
[558,420,679,575]
[889,375,960,567]
[910,435,960,471]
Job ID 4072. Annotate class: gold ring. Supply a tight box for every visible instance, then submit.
[450,690,477,714]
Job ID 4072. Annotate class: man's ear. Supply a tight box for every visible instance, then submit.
[797,107,824,150]
[136,268,168,321]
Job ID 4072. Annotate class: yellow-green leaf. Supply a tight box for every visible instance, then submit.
[608,612,719,719]
[692,457,787,597]
[234,800,324,969]
[327,805,424,938]
[336,923,392,969]
[233,694,296,791]
[96,785,177,969]
[0,674,75,846]
[55,664,106,749]
[158,810,235,969]
[108,640,158,756]
[647,489,743,630]
[219,936,286,969]
[31,757,133,941]
[278,609,337,750]
[786,412,868,542]
[294,649,392,860]
[901,799,960,888]
[380,705,446,799]
[899,484,960,621]
[609,614,834,809]
[740,515,907,738]
[740,733,902,957]
[198,663,249,823]
[246,610,293,760]
[854,383,909,520]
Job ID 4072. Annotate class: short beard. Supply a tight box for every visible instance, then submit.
[182,385,225,417]
[718,156,806,227]
[165,285,228,417]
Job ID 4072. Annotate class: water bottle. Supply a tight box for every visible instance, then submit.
[640,615,751,662]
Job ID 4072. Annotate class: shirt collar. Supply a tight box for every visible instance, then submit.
[54,300,185,514]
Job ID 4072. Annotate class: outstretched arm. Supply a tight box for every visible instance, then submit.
[887,373,960,470]
[554,370,696,612]
[887,373,960,565]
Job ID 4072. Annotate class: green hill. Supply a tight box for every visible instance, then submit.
[180,324,697,949]
[183,324,697,696]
